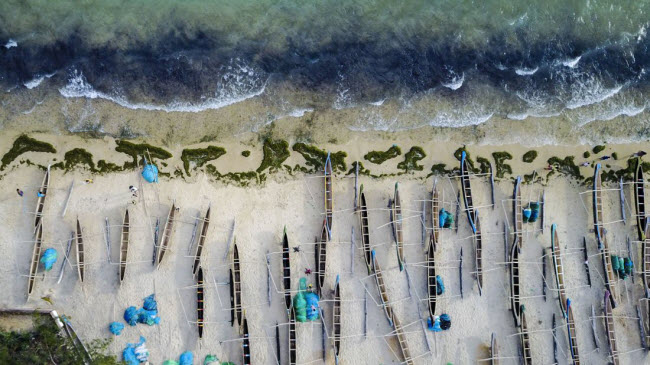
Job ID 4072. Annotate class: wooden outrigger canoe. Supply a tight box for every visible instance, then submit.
[371,250,394,327]
[510,237,521,327]
[431,179,440,245]
[602,238,618,308]
[635,157,647,241]
[359,190,372,274]
[197,266,205,339]
[233,243,243,327]
[332,275,341,365]
[229,269,235,326]
[156,202,177,268]
[315,220,328,295]
[34,165,50,233]
[460,151,477,232]
[391,312,414,365]
[474,209,483,295]
[27,222,43,296]
[75,219,85,283]
[242,314,251,365]
[192,206,210,276]
[324,152,333,236]
[490,333,499,365]
[119,209,130,283]
[427,233,437,320]
[550,224,567,317]
[520,309,533,365]
[392,182,405,271]
[593,164,606,249]
[644,225,650,297]
[566,298,580,365]
[514,176,523,248]
[604,290,619,365]
[282,228,292,314]
[289,307,297,365]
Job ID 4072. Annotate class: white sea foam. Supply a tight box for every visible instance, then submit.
[565,83,623,110]
[515,67,539,76]
[4,39,17,49]
[369,99,386,106]
[442,73,464,90]
[287,108,314,118]
[562,56,582,68]
[24,72,56,89]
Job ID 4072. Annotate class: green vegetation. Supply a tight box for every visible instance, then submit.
[206,165,259,187]
[612,152,618,160]
[257,140,290,173]
[598,158,637,183]
[592,145,606,154]
[430,163,455,176]
[292,143,347,172]
[115,140,172,169]
[454,147,479,173]
[347,161,371,176]
[492,151,513,178]
[96,160,122,174]
[364,145,401,165]
[0,314,119,364]
[476,157,491,174]
[548,156,582,180]
[63,148,96,171]
[583,151,591,158]
[181,145,226,175]
[397,146,426,172]
[241,150,251,157]
[522,150,538,163]
[1,135,56,170]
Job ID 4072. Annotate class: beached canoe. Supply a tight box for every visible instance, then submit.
[282,228,292,314]
[514,176,523,248]
[119,208,129,283]
[593,164,606,248]
[520,309,533,365]
[474,209,483,295]
[192,206,210,276]
[229,268,235,326]
[426,233,437,319]
[34,165,50,233]
[156,202,176,268]
[602,239,618,308]
[289,307,297,365]
[604,290,619,365]
[392,311,414,365]
[27,222,43,296]
[566,299,580,365]
[233,243,243,326]
[75,218,85,283]
[371,250,394,327]
[644,226,650,297]
[332,275,341,365]
[431,179,440,245]
[242,314,251,365]
[460,151,477,232]
[635,157,647,241]
[324,152,333,235]
[315,219,328,295]
[550,224,567,317]
[392,182,405,271]
[510,238,521,327]
[359,190,372,274]
[490,333,499,365]
[197,266,204,339]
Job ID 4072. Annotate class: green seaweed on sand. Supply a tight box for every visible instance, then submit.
[63,148,96,171]
[257,139,290,173]
[492,151,513,178]
[547,156,582,180]
[97,160,122,174]
[206,164,259,187]
[364,145,401,165]
[397,146,426,172]
[347,161,371,176]
[181,145,226,175]
[1,135,56,170]
[430,163,457,176]
[454,147,480,173]
[476,157,491,174]
[292,143,347,172]
[115,140,172,169]
[522,150,538,163]
[242,150,251,157]
[592,145,606,154]
[583,151,591,158]
[612,152,618,160]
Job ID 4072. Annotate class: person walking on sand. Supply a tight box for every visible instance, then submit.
[580,162,590,167]
[85,179,93,184]
[600,155,611,161]
[129,185,138,197]
[16,189,23,197]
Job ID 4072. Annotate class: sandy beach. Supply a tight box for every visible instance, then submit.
[1,131,649,364]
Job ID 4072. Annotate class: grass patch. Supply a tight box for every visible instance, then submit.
[492,151,513,178]
[364,145,401,165]
[181,145,226,175]
[592,145,606,154]
[241,150,251,157]
[522,150,538,163]
[115,140,172,169]
[1,135,56,170]
[257,139,290,173]
[548,156,582,180]
[292,143,347,173]
[397,146,426,172]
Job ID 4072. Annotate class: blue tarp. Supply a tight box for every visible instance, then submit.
[124,306,139,326]
[305,292,320,321]
[124,294,160,327]
[40,248,58,271]
[436,275,445,295]
[427,316,442,332]
[142,161,159,183]
[110,322,125,335]
[179,352,194,365]
[123,336,149,365]
[143,294,157,311]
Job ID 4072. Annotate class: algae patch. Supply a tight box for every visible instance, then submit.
[1,135,56,170]
[548,156,582,180]
[292,143,347,173]
[364,145,401,165]
[592,145,606,154]
[257,140,290,173]
[181,145,226,175]
[63,148,95,171]
[522,150,538,163]
[115,140,172,169]
[397,146,426,172]
[492,151,513,178]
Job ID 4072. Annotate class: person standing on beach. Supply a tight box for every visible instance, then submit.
[129,185,138,197]
[16,189,23,196]
[600,155,611,161]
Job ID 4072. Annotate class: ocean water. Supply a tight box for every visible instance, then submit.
[1,0,649,141]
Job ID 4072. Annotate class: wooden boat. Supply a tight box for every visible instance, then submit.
[514,176,523,248]
[392,182,405,271]
[241,314,251,365]
[593,164,606,248]
[460,151,477,231]
[229,269,235,326]
[427,233,437,320]
[566,298,580,365]
[359,190,372,274]
[510,238,521,327]
[490,333,499,365]
[391,312,414,365]
[602,239,618,308]
[431,179,440,245]
[197,266,204,339]
[315,220,328,295]
[644,225,650,297]
[289,307,297,365]
[604,290,619,365]
[119,209,130,283]
[34,165,50,233]
[75,219,85,283]
[233,243,243,326]
[324,152,333,235]
[192,206,210,276]
[550,224,567,317]
[520,309,533,365]
[27,222,43,296]
[474,209,483,295]
[332,275,341,365]
[371,250,394,326]
[282,228,292,314]
[635,158,647,241]
[156,202,177,268]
